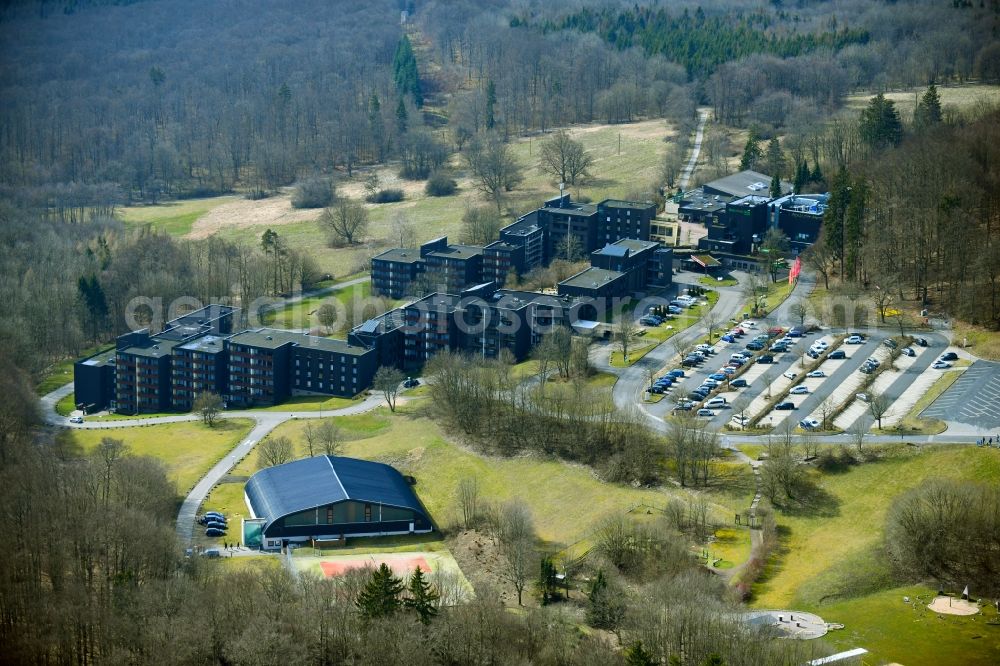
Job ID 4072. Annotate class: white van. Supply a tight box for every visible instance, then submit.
[705,397,727,408]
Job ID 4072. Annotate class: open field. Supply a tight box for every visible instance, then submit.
[119,119,674,278]
[65,419,254,496]
[818,584,1000,666]
[248,394,362,413]
[752,444,1000,663]
[119,196,238,236]
[264,281,375,333]
[844,83,1000,115]
[754,444,1000,608]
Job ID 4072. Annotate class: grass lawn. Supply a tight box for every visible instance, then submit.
[264,281,380,333]
[709,526,752,569]
[700,275,737,287]
[65,418,254,495]
[741,444,1000,610]
[536,371,618,401]
[56,392,76,416]
[119,196,238,236]
[247,394,362,412]
[817,584,1000,666]
[35,344,112,396]
[203,407,737,554]
[843,82,1000,115]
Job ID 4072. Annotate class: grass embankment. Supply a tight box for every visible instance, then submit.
[248,394,361,413]
[753,444,1000,665]
[202,404,749,555]
[700,275,738,287]
[610,291,720,367]
[119,196,238,236]
[56,393,76,416]
[952,321,1000,361]
[65,419,254,495]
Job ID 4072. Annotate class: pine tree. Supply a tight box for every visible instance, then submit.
[770,173,782,198]
[624,641,656,666]
[765,137,785,179]
[739,132,762,171]
[810,161,823,185]
[392,35,422,106]
[403,566,439,624]
[859,93,903,151]
[356,563,405,620]
[538,556,558,605]
[823,167,851,277]
[793,160,809,193]
[844,177,867,282]
[914,82,942,129]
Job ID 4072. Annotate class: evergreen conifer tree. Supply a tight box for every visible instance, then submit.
[403,566,439,624]
[356,563,404,620]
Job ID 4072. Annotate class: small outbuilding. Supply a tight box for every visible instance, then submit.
[244,455,432,551]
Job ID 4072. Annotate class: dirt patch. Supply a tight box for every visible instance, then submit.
[186,192,323,239]
[319,554,430,578]
[448,528,530,607]
[338,166,431,201]
[927,596,980,616]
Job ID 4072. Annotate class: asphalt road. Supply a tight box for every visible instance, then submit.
[921,359,1000,432]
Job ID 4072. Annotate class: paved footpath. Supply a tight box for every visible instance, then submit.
[42,380,389,544]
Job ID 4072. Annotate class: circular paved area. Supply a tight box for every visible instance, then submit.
[927,596,980,616]
[744,610,830,639]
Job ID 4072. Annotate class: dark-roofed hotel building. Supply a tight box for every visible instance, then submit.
[243,455,432,550]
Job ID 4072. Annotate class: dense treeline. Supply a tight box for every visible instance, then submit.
[0,205,318,377]
[806,102,1000,327]
[530,4,869,80]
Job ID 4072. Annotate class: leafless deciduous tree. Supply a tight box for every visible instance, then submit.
[456,477,480,529]
[497,500,535,605]
[373,366,404,412]
[257,435,293,468]
[316,420,342,457]
[614,317,638,363]
[463,133,523,211]
[538,131,593,186]
[867,391,891,430]
[320,198,369,246]
[193,391,222,426]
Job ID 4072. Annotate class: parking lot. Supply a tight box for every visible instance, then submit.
[648,328,960,434]
[921,360,1000,431]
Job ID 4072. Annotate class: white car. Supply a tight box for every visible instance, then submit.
[705,397,728,408]
[741,320,757,328]
[799,418,821,430]
[931,361,952,369]
[790,385,810,395]
[806,370,826,378]
[845,335,864,344]
[702,379,720,388]
[697,408,716,418]
[856,393,870,402]
[813,340,830,350]
[783,371,797,380]
[69,416,84,424]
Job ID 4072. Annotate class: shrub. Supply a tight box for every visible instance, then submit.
[425,171,457,197]
[291,176,336,208]
[366,188,404,204]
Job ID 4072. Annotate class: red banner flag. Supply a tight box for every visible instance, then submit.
[788,256,802,284]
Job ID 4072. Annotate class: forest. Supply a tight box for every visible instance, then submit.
[2,1,1000,662]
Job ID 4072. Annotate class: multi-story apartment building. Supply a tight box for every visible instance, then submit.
[371,248,425,299]
[482,241,526,286]
[171,334,228,411]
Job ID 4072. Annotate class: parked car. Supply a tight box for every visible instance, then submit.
[676,400,694,410]
[774,401,795,410]
[730,379,749,388]
[689,391,708,401]
[867,358,881,367]
[787,327,805,337]
[806,370,826,378]
[205,528,226,537]
[916,337,929,347]
[770,344,788,353]
[639,316,659,326]
[789,385,810,395]
[741,320,757,328]
[783,371,797,380]
[812,340,830,350]
[845,335,864,344]
[721,335,736,343]
[883,338,898,349]
[709,372,727,381]
[768,327,784,336]
[940,352,959,361]
[682,358,701,367]
[205,521,228,531]
[668,306,683,315]
[859,365,873,374]
[856,393,870,402]
[746,342,764,351]
[932,361,953,369]
[696,408,716,418]
[69,415,84,424]
[403,377,420,388]
[828,350,846,359]
[806,350,821,359]
[800,418,821,430]
[648,386,665,394]
[722,366,736,375]
[702,379,720,388]
[705,397,727,409]
[731,415,750,426]
[757,354,774,364]
[667,369,685,378]
[901,347,916,357]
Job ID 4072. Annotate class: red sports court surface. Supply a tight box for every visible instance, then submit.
[319,554,430,578]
